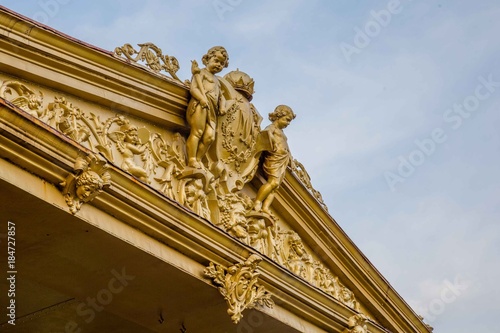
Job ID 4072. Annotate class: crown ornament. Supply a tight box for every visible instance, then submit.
[224,69,255,101]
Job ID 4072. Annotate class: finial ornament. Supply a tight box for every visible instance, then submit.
[60,154,111,214]
[204,254,274,324]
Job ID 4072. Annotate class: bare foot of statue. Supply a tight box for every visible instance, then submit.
[262,206,271,214]
[188,158,202,169]
[253,200,262,212]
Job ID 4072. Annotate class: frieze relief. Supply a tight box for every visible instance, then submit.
[0,57,362,315]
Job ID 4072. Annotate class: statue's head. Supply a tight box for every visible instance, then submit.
[202,46,229,72]
[269,105,296,120]
[75,170,103,201]
[120,124,139,144]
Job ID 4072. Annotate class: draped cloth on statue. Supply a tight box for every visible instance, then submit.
[186,68,220,131]
[261,123,290,184]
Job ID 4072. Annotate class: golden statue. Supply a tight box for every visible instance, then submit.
[254,105,296,213]
[186,46,229,169]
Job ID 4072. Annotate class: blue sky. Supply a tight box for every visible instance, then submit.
[2,1,499,332]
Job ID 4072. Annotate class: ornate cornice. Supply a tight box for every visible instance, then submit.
[0,7,188,129]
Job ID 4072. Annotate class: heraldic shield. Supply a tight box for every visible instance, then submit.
[207,70,264,193]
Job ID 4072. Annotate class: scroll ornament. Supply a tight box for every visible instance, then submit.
[204,254,274,324]
[114,42,182,83]
[291,159,328,211]
[0,80,43,117]
[60,154,111,214]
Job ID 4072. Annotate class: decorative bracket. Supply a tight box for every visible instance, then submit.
[60,154,111,214]
[114,42,182,83]
[204,254,274,324]
[343,314,370,333]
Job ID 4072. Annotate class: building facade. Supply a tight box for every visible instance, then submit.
[0,6,432,333]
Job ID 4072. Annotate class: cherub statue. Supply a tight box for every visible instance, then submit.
[253,105,296,213]
[186,46,229,169]
[108,123,149,182]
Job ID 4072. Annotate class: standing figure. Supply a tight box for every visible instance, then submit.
[254,105,296,213]
[186,46,229,169]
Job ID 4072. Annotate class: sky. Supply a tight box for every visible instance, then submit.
[2,1,499,332]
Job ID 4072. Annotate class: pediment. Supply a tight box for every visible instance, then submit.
[0,73,369,317]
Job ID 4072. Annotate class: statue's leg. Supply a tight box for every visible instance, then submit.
[186,106,206,168]
[254,176,278,212]
[262,192,275,213]
[197,123,215,161]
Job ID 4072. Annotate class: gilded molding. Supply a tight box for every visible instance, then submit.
[204,254,274,324]
[418,316,434,332]
[60,154,111,214]
[114,42,183,83]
